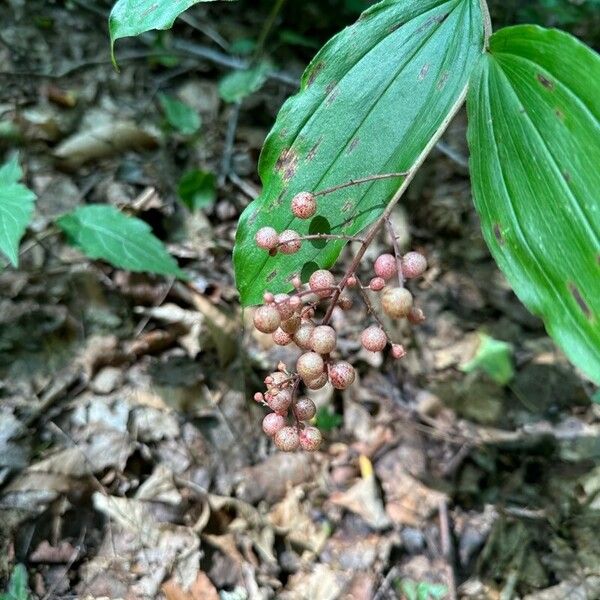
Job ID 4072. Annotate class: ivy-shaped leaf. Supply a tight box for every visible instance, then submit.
[0,156,36,267]
[467,26,600,383]
[109,0,235,66]
[57,204,185,278]
[234,0,486,306]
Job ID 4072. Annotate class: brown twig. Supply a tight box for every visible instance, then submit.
[439,499,457,600]
[386,217,405,288]
[314,171,409,197]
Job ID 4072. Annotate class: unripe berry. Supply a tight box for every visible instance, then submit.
[254,305,281,333]
[291,191,317,219]
[295,397,316,421]
[309,269,335,298]
[281,313,301,334]
[305,373,328,390]
[255,227,279,251]
[337,294,353,310]
[360,325,387,352]
[310,325,337,355]
[328,361,355,390]
[346,275,357,287]
[273,328,292,346]
[297,352,325,382]
[262,412,286,436]
[274,426,300,451]
[265,372,287,391]
[407,307,426,325]
[279,230,302,254]
[293,320,315,349]
[263,292,274,304]
[391,343,406,359]
[374,253,397,281]
[254,392,264,403]
[289,296,301,310]
[291,275,302,289]
[402,252,427,279]
[274,293,294,320]
[369,277,385,292]
[268,389,292,413]
[300,426,322,451]
[381,287,413,319]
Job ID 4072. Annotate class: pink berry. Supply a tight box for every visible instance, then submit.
[291,191,317,219]
[309,269,335,298]
[369,277,385,292]
[299,426,322,452]
[297,352,325,382]
[391,344,406,359]
[253,305,281,333]
[262,413,286,436]
[295,397,316,421]
[337,294,353,310]
[361,325,387,352]
[328,361,355,390]
[402,252,427,279]
[263,292,274,304]
[254,392,264,403]
[381,287,413,319]
[265,372,286,390]
[289,296,301,310]
[310,325,337,355]
[291,275,302,289]
[274,426,300,451]
[293,320,315,349]
[255,227,279,251]
[281,313,301,334]
[374,253,397,281]
[407,307,426,325]
[279,230,301,254]
[274,293,294,320]
[346,275,357,287]
[268,389,292,413]
[305,373,328,390]
[273,328,292,346]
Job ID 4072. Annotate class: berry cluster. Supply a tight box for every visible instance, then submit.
[252,188,428,452]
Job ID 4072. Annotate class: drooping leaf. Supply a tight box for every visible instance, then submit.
[460,333,514,385]
[467,26,600,383]
[233,0,486,306]
[177,169,216,210]
[0,155,36,267]
[57,204,185,278]
[218,61,272,103]
[0,564,30,600]
[109,0,235,67]
[158,93,201,135]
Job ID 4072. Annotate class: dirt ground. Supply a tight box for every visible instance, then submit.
[1,1,599,599]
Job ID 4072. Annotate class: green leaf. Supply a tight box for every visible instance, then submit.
[178,169,216,210]
[158,93,201,135]
[398,579,448,600]
[467,26,600,384]
[56,204,185,278]
[0,564,30,600]
[233,0,486,306]
[460,333,514,385]
[314,406,343,431]
[0,155,36,267]
[109,0,235,67]
[218,61,271,103]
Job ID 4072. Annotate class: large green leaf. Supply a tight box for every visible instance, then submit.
[0,156,36,267]
[57,204,185,278]
[109,0,234,66]
[234,0,486,306]
[467,26,600,383]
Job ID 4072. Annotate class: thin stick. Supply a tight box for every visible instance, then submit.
[219,101,241,185]
[386,217,405,288]
[439,499,458,600]
[277,233,364,246]
[314,171,409,197]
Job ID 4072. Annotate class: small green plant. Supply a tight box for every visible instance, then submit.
[0,564,30,600]
[398,578,448,600]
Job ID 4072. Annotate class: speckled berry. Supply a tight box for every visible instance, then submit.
[274,426,300,451]
[300,426,322,452]
[297,352,325,382]
[279,230,302,254]
[391,344,406,359]
[281,313,301,334]
[293,320,315,349]
[262,413,286,436]
[369,277,385,292]
[374,253,397,281]
[328,361,355,390]
[255,227,279,251]
[253,305,281,333]
[361,326,387,352]
[273,328,292,346]
[263,292,274,304]
[346,275,357,287]
[305,373,328,390]
[309,269,335,298]
[381,287,413,319]
[402,252,427,279]
[291,191,317,219]
[407,307,426,325]
[274,293,294,320]
[268,389,292,413]
[310,325,337,355]
[338,294,353,310]
[295,397,317,421]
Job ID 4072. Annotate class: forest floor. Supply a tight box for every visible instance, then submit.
[1,2,599,599]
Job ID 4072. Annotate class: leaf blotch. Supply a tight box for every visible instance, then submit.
[417,12,449,33]
[307,139,322,161]
[437,71,449,91]
[555,108,564,120]
[493,223,504,245]
[341,200,354,213]
[348,137,360,153]
[418,64,430,81]
[325,82,339,105]
[568,283,593,320]
[537,73,555,91]
[307,61,324,87]
[563,170,572,183]
[276,148,299,182]
[266,270,278,283]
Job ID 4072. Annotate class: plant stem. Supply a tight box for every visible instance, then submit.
[385,217,405,288]
[314,171,409,197]
[277,233,364,246]
[254,0,287,61]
